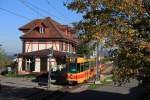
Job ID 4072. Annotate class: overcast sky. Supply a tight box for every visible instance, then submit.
[0,0,82,54]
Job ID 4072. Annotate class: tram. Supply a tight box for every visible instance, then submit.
[66,57,97,84]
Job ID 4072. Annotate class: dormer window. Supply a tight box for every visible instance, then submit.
[39,27,45,34]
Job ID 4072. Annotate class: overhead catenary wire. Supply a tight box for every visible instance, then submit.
[18,0,44,18]
[46,0,72,21]
[22,0,69,22]
[0,7,31,20]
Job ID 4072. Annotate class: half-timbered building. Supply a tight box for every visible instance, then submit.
[17,17,78,74]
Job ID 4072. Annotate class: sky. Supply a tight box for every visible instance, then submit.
[0,0,82,55]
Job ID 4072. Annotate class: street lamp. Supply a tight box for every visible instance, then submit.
[47,47,53,89]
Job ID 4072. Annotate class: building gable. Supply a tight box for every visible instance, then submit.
[19,17,78,44]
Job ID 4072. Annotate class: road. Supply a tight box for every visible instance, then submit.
[0,76,145,100]
[60,79,145,100]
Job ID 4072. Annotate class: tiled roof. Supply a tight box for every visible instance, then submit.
[19,17,78,44]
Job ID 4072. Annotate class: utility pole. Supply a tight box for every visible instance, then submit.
[47,47,53,89]
[96,40,100,81]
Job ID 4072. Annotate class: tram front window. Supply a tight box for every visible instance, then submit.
[69,63,76,73]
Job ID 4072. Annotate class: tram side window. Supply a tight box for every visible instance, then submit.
[84,62,89,70]
[93,61,96,67]
[80,63,84,72]
[91,61,95,67]
[89,62,91,68]
[77,63,80,73]
[69,63,77,73]
[91,61,94,67]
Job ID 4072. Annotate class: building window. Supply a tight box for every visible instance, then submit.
[39,27,45,33]
[25,58,35,71]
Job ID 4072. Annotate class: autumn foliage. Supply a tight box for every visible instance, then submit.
[65,0,150,85]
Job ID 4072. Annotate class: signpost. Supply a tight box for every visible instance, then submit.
[47,47,53,89]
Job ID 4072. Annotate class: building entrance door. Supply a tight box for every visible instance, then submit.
[40,57,47,73]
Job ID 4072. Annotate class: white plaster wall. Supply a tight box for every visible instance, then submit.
[33,58,40,72]
[25,43,28,52]
[58,42,62,52]
[63,42,66,52]
[24,41,75,53]
[52,43,55,50]
[25,42,32,52]
[67,43,69,52]
[18,58,23,72]
[55,42,60,51]
[32,43,38,51]
[52,42,60,51]
[39,43,45,50]
[47,42,53,49]
[70,44,73,53]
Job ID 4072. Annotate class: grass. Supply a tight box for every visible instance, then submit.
[102,76,113,84]
[89,84,99,89]
[4,72,36,79]
[88,75,113,89]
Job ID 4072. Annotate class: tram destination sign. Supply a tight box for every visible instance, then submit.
[66,58,76,63]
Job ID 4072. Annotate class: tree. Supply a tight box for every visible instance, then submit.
[77,43,92,57]
[65,0,150,85]
[76,33,95,57]
[0,46,12,68]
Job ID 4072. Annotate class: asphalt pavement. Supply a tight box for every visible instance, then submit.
[60,79,145,100]
[0,76,146,100]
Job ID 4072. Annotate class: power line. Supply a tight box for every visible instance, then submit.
[22,0,68,22]
[46,0,72,21]
[0,7,31,20]
[18,0,44,18]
